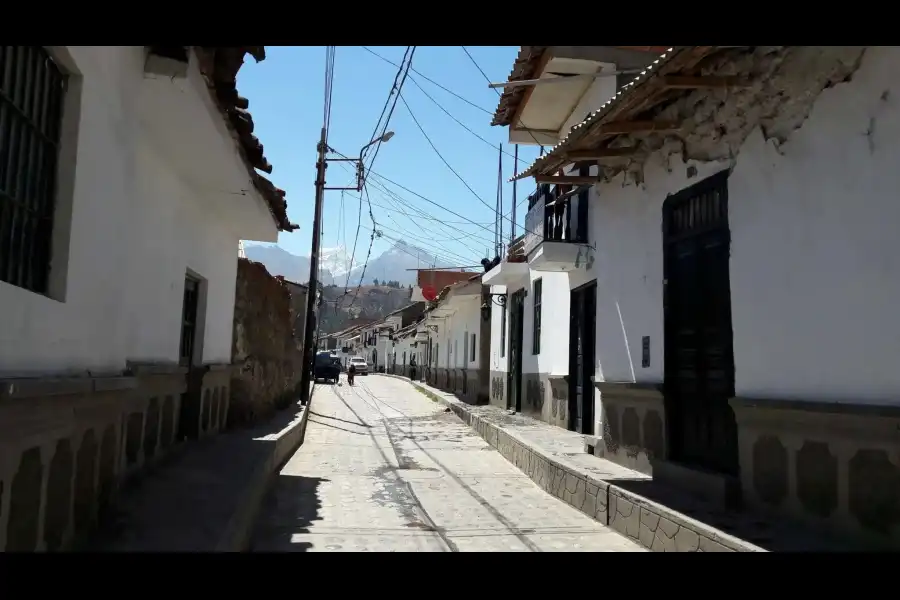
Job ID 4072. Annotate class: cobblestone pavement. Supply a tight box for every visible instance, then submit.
[250,376,645,552]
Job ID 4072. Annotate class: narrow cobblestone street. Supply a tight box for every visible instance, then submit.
[250,375,645,552]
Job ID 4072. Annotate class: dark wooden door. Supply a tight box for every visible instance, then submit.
[507,289,526,412]
[178,275,202,441]
[663,171,738,475]
[569,282,597,434]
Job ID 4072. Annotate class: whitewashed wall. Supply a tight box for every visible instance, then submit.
[521,270,570,376]
[585,45,900,405]
[0,46,278,376]
[489,285,509,373]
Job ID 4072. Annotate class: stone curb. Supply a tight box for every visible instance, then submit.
[218,383,315,552]
[379,374,764,553]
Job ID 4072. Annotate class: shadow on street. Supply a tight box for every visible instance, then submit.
[250,474,326,552]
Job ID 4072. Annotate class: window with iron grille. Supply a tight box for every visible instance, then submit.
[0,46,68,295]
[532,278,542,355]
[500,299,506,357]
[179,275,200,366]
[463,332,468,363]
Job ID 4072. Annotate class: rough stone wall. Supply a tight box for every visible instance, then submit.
[229,259,304,428]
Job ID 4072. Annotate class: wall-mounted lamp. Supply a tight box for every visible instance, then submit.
[481,293,507,321]
[425,324,439,333]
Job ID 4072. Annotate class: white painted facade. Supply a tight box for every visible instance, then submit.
[508,45,900,441]
[490,46,900,437]
[430,286,483,372]
[0,47,279,376]
[583,45,900,408]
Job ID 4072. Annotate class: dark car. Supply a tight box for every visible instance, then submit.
[314,352,341,384]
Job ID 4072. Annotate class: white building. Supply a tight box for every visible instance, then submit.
[425,275,489,404]
[0,46,294,552]
[488,45,900,547]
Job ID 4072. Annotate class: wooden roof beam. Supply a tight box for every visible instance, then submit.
[534,175,602,185]
[599,120,681,135]
[565,148,641,161]
[660,75,751,89]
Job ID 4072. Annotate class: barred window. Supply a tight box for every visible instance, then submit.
[532,278,542,355]
[0,46,67,295]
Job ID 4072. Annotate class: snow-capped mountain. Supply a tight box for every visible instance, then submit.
[243,240,454,287]
[320,245,352,278]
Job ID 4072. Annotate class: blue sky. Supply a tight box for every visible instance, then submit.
[237,46,542,272]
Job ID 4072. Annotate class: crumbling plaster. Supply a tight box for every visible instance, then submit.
[599,46,869,185]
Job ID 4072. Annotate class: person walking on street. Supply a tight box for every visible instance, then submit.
[348,362,356,386]
[409,355,417,381]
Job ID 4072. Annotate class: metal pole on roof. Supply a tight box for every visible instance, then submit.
[511,144,518,244]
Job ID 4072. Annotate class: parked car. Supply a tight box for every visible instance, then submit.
[349,356,368,375]
[314,351,341,384]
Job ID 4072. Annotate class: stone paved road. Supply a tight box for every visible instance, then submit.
[250,375,645,552]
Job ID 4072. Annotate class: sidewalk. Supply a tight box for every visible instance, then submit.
[380,374,856,552]
[88,386,314,552]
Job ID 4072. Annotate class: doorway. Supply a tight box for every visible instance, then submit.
[569,281,597,434]
[507,288,526,412]
[662,170,738,475]
[178,273,203,440]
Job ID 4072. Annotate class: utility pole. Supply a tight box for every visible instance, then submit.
[298,127,328,405]
[298,129,397,406]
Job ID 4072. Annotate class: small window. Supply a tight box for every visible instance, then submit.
[532,278,542,355]
[463,332,468,363]
[500,299,507,357]
[470,333,476,362]
[0,47,68,295]
[179,275,201,366]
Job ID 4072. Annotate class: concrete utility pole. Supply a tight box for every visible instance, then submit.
[298,128,328,405]
[298,130,396,406]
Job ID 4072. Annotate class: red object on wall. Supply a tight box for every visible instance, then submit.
[422,285,437,301]
[416,269,473,292]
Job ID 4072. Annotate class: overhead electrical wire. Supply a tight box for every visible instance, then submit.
[361,46,493,117]
[330,147,511,241]
[398,92,548,243]
[364,47,528,168]
[344,47,416,310]
[339,46,412,308]
[461,45,543,226]
[332,161,495,264]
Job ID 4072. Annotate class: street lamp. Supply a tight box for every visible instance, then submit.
[323,131,396,193]
[357,131,395,189]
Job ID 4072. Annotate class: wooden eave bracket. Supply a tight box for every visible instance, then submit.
[534,175,602,185]
[599,121,681,135]
[564,148,642,164]
[659,75,751,89]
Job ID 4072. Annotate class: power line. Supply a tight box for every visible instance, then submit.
[341,47,412,307]
[398,91,547,243]
[345,49,416,310]
[393,62,528,167]
[329,147,507,241]
[461,45,542,224]
[362,46,493,116]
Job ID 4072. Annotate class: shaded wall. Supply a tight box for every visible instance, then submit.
[229,259,304,427]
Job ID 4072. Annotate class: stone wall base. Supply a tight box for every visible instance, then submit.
[489,370,506,409]
[731,396,900,549]
[593,382,667,476]
[520,373,569,429]
[593,382,900,548]
[0,362,231,552]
